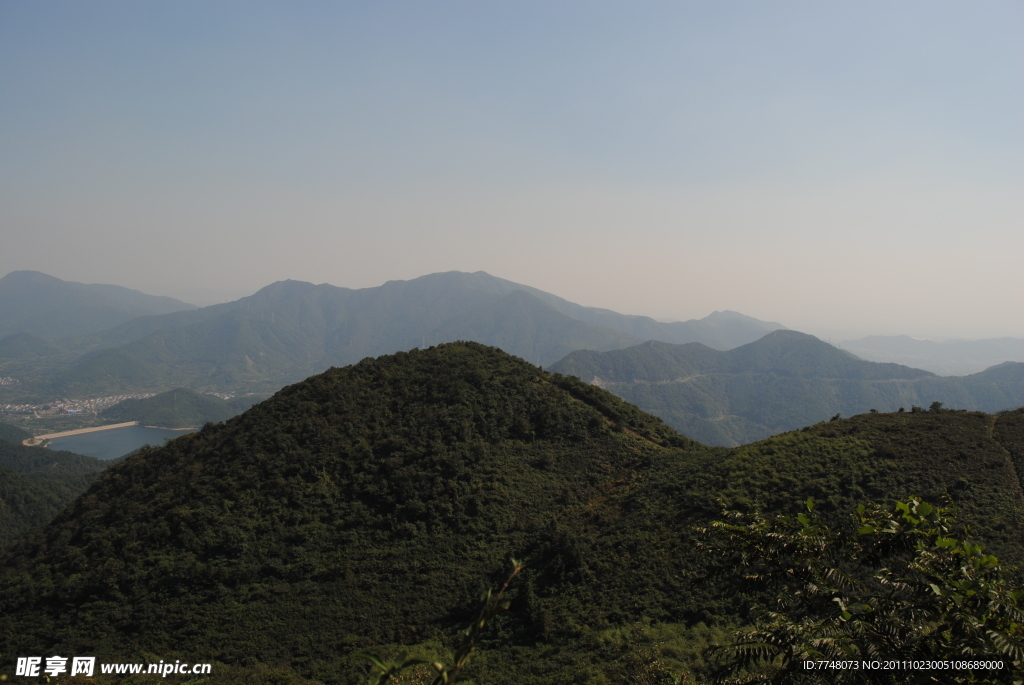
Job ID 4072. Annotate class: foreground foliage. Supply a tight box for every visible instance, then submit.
[702,498,1024,683]
[358,560,525,685]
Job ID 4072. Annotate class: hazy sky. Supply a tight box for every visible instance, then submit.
[2,2,1022,339]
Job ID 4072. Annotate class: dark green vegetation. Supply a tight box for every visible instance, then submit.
[0,270,195,340]
[101,387,267,428]
[0,418,31,444]
[701,498,1023,683]
[2,344,1024,683]
[359,560,527,685]
[549,330,1024,446]
[0,421,106,547]
[0,270,783,401]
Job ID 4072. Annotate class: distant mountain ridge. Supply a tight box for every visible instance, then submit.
[549,330,1024,446]
[2,271,786,398]
[63,272,785,355]
[0,271,197,340]
[557,330,932,383]
[843,334,1024,376]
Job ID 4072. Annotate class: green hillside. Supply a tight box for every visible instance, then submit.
[2,344,1023,683]
[0,332,62,359]
[0,419,32,445]
[0,439,107,547]
[550,331,1024,446]
[101,387,266,428]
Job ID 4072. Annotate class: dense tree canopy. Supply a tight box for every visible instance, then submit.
[1,345,1022,684]
[701,498,1024,683]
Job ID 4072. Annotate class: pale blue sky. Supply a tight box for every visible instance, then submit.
[2,2,1021,338]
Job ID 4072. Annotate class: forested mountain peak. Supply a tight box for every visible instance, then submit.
[0,342,691,669]
[726,329,933,379]
[964,360,1024,383]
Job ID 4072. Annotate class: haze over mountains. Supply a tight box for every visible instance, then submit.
[842,335,1024,376]
[0,270,196,340]
[2,269,1022,454]
[0,271,785,399]
[550,331,1024,446]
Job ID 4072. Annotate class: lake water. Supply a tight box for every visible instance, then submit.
[46,425,197,460]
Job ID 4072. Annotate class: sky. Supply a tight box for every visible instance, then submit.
[2,1,1022,340]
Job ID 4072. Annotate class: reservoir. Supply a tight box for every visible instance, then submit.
[46,425,197,460]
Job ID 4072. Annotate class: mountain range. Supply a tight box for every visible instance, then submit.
[0,270,196,340]
[2,343,1023,683]
[842,334,1024,376]
[0,270,785,400]
[3,270,1020,455]
[549,330,1024,446]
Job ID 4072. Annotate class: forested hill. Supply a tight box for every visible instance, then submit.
[6,271,784,399]
[0,421,107,547]
[552,329,931,382]
[100,388,267,428]
[550,330,1024,446]
[0,419,31,445]
[2,343,1024,683]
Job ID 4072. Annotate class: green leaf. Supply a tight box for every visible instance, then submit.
[354,652,388,671]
